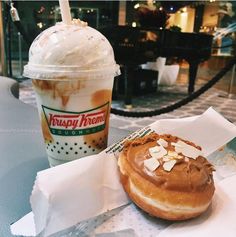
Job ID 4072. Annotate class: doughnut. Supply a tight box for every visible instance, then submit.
[118,133,215,221]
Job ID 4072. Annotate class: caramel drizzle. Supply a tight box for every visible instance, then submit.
[32,79,83,108]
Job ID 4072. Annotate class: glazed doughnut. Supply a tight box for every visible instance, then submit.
[118,133,215,221]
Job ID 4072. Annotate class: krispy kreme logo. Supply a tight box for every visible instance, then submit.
[42,103,109,136]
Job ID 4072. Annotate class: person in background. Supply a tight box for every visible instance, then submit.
[217,2,234,28]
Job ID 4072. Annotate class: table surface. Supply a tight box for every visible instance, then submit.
[0,77,131,237]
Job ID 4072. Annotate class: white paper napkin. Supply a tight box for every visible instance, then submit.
[11,108,236,236]
[165,107,236,156]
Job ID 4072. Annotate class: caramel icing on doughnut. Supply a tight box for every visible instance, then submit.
[123,133,214,192]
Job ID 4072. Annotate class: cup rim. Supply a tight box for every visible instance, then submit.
[23,63,120,80]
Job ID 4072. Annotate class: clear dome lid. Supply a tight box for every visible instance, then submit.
[24,21,119,80]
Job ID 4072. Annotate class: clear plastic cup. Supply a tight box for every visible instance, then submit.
[24,22,119,166]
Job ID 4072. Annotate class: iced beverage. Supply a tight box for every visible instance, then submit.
[24,20,119,166]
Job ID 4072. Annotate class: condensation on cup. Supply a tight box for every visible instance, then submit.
[23,20,120,166]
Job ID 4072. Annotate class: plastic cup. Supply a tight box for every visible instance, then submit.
[24,22,119,166]
[32,75,114,166]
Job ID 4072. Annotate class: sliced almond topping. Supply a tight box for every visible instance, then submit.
[171,142,183,148]
[149,145,167,159]
[185,157,190,162]
[174,140,202,159]
[144,157,160,172]
[163,160,177,172]
[177,155,184,159]
[168,151,178,157]
[149,146,160,154]
[157,138,168,148]
[163,156,171,162]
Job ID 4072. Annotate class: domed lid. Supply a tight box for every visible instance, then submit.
[24,20,119,80]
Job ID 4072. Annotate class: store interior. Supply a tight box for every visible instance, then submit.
[0,0,236,118]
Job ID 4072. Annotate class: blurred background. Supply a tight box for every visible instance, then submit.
[0,1,235,77]
[1,0,236,113]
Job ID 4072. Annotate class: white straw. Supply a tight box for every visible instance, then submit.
[59,0,72,25]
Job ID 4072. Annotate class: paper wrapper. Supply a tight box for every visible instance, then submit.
[11,108,236,237]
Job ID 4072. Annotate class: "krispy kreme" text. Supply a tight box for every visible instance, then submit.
[42,103,109,136]
[49,111,106,129]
